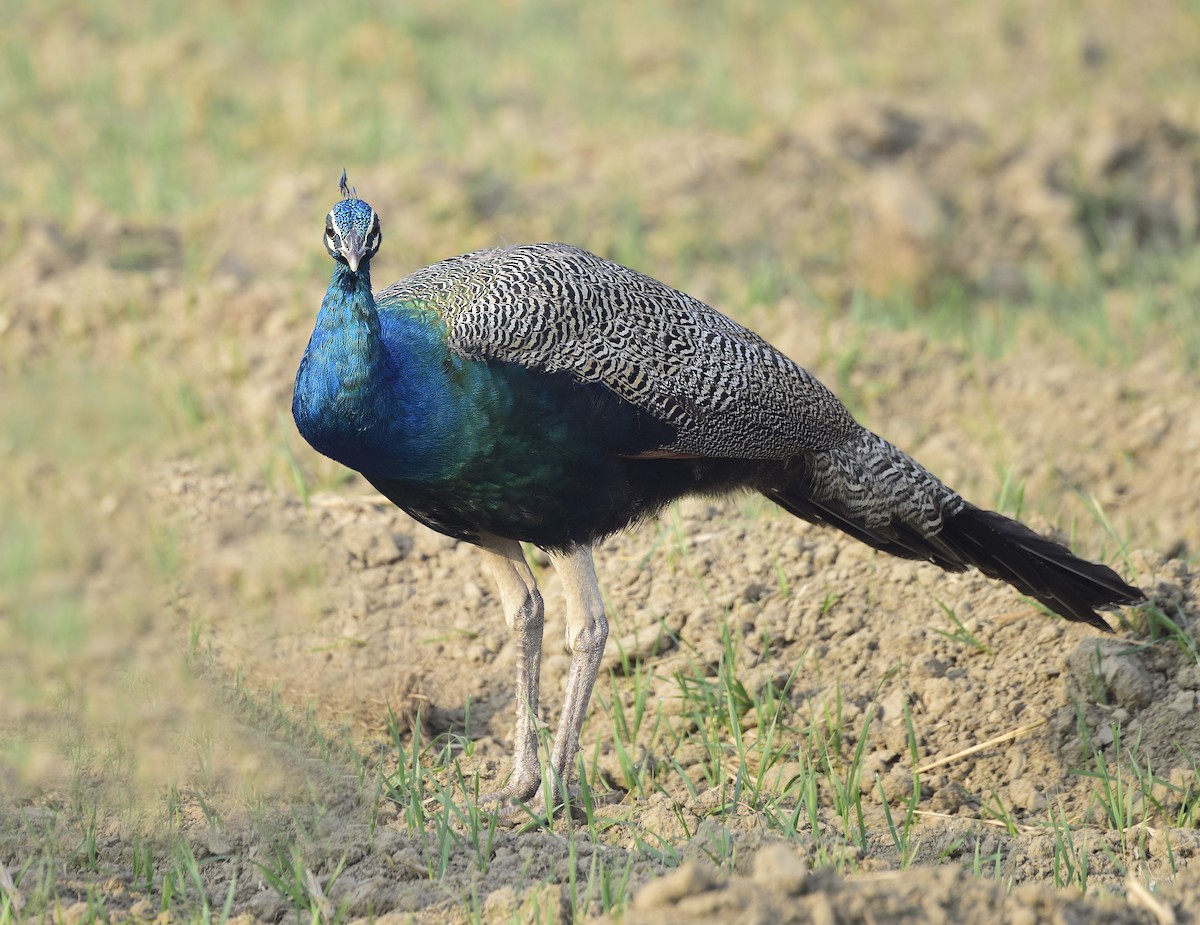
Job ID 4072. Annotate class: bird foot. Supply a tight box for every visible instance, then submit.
[477,780,589,826]
[477,788,548,826]
[478,780,538,810]
[477,771,545,821]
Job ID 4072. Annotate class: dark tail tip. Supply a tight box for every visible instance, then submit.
[942,504,1145,632]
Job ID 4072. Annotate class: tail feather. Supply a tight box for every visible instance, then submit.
[937,503,1144,631]
[767,489,968,571]
[770,489,1144,631]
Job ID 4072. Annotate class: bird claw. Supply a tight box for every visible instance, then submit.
[477,779,589,826]
[476,788,547,826]
[477,774,543,819]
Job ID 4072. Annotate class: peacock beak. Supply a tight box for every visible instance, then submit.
[342,231,367,273]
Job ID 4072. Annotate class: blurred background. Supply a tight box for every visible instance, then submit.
[1,0,1199,910]
[4,0,1199,429]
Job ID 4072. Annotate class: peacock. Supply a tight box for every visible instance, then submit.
[293,172,1144,811]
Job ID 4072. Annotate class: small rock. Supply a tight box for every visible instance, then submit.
[811,544,839,571]
[246,889,289,923]
[878,687,909,725]
[743,581,770,603]
[929,779,971,814]
[1006,779,1046,813]
[55,902,90,925]
[920,677,959,715]
[751,844,810,895]
[484,887,519,920]
[878,765,915,804]
[1177,665,1200,690]
[911,655,949,681]
[371,830,404,855]
[631,861,721,909]
[601,621,677,672]
[1168,689,1197,713]
[484,883,564,924]
[1065,639,1154,709]
[339,523,404,568]
[205,826,232,855]
[365,532,404,568]
[330,875,395,917]
[1008,901,1039,925]
[465,642,492,663]
[860,750,899,791]
[807,890,837,925]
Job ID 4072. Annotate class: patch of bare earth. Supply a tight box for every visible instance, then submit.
[147,306,1199,922]
[4,99,1200,923]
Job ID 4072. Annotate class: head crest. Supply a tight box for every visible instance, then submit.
[339,169,356,200]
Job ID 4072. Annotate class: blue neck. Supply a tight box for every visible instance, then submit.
[292,262,390,464]
[310,261,380,385]
[293,261,473,483]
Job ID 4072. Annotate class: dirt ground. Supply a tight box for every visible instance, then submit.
[147,329,1200,924]
[4,96,1200,922]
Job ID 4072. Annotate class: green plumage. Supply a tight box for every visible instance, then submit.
[294,189,1144,622]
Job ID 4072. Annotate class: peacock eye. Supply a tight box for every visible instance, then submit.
[325,224,335,238]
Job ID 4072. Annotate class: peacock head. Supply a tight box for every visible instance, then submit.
[324,170,381,273]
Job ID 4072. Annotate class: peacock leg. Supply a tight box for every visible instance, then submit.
[477,535,544,805]
[544,545,609,807]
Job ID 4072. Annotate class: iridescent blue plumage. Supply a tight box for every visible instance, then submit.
[293,251,707,545]
[295,194,726,547]
[292,176,1143,813]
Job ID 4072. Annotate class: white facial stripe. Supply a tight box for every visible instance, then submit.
[328,209,346,240]
[367,208,377,243]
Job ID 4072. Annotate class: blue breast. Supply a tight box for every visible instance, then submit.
[293,291,488,485]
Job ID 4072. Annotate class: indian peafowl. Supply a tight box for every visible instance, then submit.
[293,173,1144,811]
